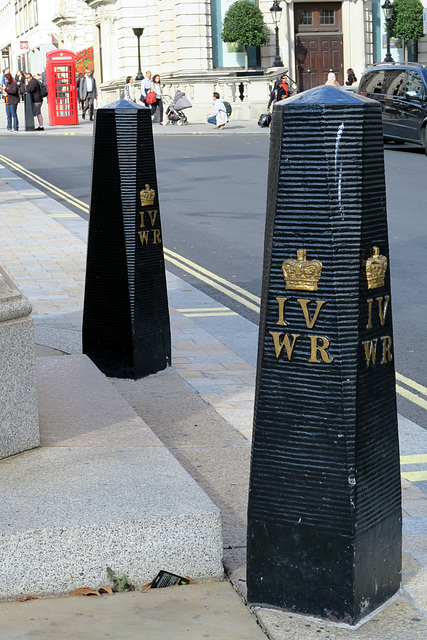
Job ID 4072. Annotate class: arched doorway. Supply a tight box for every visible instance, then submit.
[294,3,343,91]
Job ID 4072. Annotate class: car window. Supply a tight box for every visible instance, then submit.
[383,70,406,96]
[405,70,426,98]
[360,71,385,94]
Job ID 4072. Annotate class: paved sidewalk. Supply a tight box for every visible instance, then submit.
[1,163,427,637]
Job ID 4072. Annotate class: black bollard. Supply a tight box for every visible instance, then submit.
[24,93,35,131]
[82,99,171,379]
[247,86,401,624]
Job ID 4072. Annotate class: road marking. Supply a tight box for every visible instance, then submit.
[1,155,426,414]
[177,307,230,312]
[165,248,261,305]
[401,454,427,464]
[396,384,427,411]
[165,253,260,312]
[401,470,427,482]
[0,154,90,213]
[177,306,238,317]
[48,213,80,218]
[396,372,427,397]
[400,454,427,482]
[184,312,238,317]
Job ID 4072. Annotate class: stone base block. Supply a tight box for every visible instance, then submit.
[0,282,39,460]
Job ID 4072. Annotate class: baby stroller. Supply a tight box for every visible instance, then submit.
[164,90,192,125]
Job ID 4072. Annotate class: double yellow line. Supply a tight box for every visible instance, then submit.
[0,154,89,213]
[0,154,425,413]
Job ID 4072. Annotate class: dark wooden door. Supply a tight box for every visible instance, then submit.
[294,3,343,92]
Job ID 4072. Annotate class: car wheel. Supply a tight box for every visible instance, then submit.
[423,129,427,156]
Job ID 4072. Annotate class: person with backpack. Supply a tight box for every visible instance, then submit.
[24,72,44,131]
[206,92,227,130]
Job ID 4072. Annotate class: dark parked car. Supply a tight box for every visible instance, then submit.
[358,62,427,153]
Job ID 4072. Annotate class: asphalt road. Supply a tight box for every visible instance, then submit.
[0,134,426,426]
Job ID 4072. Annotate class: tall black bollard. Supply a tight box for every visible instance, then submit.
[247,86,401,624]
[82,99,171,379]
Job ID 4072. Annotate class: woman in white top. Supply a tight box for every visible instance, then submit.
[325,72,339,87]
[150,74,163,124]
[124,76,136,102]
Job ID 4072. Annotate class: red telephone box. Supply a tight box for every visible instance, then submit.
[46,49,78,126]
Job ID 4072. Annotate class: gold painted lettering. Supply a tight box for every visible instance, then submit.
[377,295,390,327]
[362,339,378,367]
[380,335,393,364]
[366,298,373,329]
[276,297,288,326]
[297,299,326,329]
[153,229,161,244]
[269,332,300,360]
[148,210,158,226]
[138,230,150,246]
[308,335,334,364]
[139,211,146,228]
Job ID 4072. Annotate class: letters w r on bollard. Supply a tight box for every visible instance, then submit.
[247,86,401,624]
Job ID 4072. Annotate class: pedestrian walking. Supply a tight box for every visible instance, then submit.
[124,75,136,102]
[24,72,44,130]
[150,74,163,124]
[206,92,227,130]
[139,70,152,104]
[79,69,97,120]
[4,73,19,132]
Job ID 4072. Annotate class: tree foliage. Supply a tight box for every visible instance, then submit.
[221,0,269,48]
[389,0,424,41]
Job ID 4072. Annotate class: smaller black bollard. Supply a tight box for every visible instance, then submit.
[24,93,35,131]
[83,99,171,379]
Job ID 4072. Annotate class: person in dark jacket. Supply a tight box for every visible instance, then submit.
[25,72,44,130]
[4,73,19,131]
[79,69,97,120]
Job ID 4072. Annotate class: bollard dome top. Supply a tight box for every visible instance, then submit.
[98,98,151,110]
[278,85,375,106]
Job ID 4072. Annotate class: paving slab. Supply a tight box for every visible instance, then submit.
[255,595,427,639]
[0,582,267,640]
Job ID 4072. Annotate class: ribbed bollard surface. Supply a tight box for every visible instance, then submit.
[83,100,171,379]
[247,86,401,624]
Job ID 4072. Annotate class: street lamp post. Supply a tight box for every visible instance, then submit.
[132,28,144,81]
[382,0,394,63]
[270,0,283,68]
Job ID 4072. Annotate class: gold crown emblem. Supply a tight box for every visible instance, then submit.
[140,184,156,207]
[365,246,387,289]
[282,249,322,291]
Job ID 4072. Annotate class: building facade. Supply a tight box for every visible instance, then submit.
[1,0,427,117]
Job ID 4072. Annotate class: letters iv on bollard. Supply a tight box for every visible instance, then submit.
[246,86,401,624]
[83,99,171,379]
